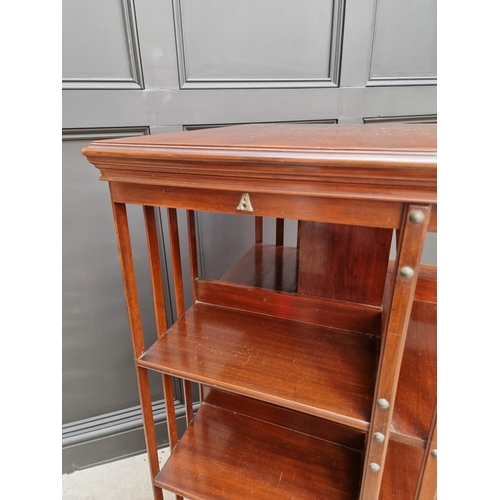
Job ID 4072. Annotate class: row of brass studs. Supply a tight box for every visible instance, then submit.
[369,210,427,472]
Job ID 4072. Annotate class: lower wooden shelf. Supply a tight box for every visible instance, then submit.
[156,401,363,500]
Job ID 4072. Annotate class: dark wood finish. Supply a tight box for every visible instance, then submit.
[391,300,436,448]
[186,209,202,409]
[155,403,363,500]
[167,208,185,317]
[275,217,284,245]
[144,206,168,334]
[110,202,163,500]
[388,260,436,303]
[360,205,431,499]
[202,387,366,452]
[84,124,437,500]
[143,206,180,451]
[379,440,424,500]
[138,302,379,430]
[254,216,263,244]
[220,243,298,292]
[428,204,437,233]
[109,181,406,229]
[167,208,193,427]
[413,264,437,303]
[197,279,382,336]
[298,222,392,306]
[83,124,437,205]
[186,210,199,303]
[414,411,437,500]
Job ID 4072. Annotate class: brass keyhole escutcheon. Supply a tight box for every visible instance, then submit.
[236,192,254,212]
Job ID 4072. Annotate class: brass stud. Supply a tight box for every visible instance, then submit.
[377,398,390,409]
[409,211,425,224]
[400,266,414,279]
[369,463,381,472]
[431,449,437,458]
[374,432,385,442]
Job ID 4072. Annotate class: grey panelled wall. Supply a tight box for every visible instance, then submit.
[369,0,437,83]
[174,0,344,87]
[62,0,437,473]
[62,0,143,89]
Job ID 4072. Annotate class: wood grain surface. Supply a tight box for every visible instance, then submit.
[298,222,392,306]
[220,243,298,292]
[156,403,363,500]
[391,300,437,448]
[138,302,379,429]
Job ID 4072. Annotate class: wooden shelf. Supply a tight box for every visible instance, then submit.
[217,248,437,448]
[220,243,298,293]
[155,402,363,500]
[138,302,379,430]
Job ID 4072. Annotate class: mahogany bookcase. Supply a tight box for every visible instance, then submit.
[83,123,437,500]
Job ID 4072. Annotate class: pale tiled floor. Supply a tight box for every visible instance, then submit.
[62,448,176,499]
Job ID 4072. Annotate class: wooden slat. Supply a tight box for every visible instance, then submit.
[255,216,263,244]
[167,208,193,426]
[109,182,405,229]
[220,244,298,293]
[359,204,431,499]
[167,208,185,317]
[197,279,382,336]
[275,217,284,246]
[143,207,168,334]
[111,201,163,500]
[143,206,180,451]
[155,404,363,500]
[186,210,199,303]
[186,210,202,407]
[138,302,379,430]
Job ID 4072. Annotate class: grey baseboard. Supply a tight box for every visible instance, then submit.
[62,400,199,474]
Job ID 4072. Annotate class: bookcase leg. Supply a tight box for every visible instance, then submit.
[359,204,432,499]
[137,367,166,500]
[111,201,165,500]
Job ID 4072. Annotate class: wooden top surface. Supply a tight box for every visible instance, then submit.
[83,123,436,167]
[83,124,436,204]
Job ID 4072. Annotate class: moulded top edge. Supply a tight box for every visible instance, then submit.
[82,123,437,167]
